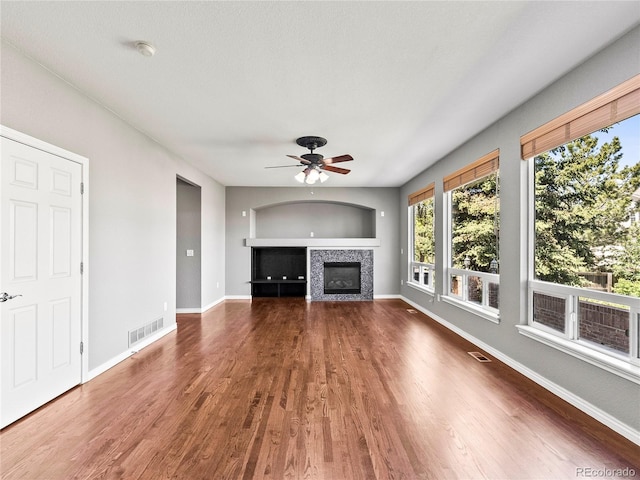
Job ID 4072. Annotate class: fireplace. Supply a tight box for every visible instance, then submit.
[310,249,373,301]
[324,262,361,294]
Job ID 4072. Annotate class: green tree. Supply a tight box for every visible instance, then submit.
[451,173,499,272]
[414,198,435,263]
[534,131,640,287]
[612,220,640,283]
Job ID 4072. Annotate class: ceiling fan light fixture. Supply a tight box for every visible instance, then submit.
[319,171,329,183]
[294,171,306,183]
[306,168,320,184]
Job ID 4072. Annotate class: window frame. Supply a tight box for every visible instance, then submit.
[442,150,500,322]
[520,74,640,384]
[407,183,435,293]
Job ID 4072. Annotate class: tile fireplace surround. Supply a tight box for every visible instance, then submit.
[309,249,373,301]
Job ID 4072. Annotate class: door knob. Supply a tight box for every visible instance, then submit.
[0,292,22,302]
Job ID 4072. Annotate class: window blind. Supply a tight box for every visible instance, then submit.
[520,74,640,160]
[443,149,499,192]
[408,183,435,206]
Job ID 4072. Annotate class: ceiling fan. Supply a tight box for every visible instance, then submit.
[266,136,353,184]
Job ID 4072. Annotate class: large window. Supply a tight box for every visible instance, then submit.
[408,183,435,291]
[521,74,640,376]
[443,150,500,320]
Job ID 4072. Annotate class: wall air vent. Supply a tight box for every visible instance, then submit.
[129,317,164,347]
[467,351,491,362]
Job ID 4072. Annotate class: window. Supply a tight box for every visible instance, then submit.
[443,150,500,320]
[520,74,640,380]
[408,183,435,291]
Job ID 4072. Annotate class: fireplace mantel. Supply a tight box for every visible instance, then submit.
[245,238,380,247]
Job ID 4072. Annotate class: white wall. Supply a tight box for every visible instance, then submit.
[0,40,226,371]
[400,26,640,436]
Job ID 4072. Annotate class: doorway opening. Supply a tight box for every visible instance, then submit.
[176,176,202,312]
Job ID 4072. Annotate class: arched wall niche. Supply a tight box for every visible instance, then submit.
[251,200,376,239]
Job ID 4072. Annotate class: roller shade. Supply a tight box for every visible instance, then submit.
[520,74,640,160]
[443,149,499,192]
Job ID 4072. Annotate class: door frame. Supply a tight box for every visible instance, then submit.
[1,125,90,384]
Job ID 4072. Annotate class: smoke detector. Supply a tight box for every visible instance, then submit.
[135,41,156,57]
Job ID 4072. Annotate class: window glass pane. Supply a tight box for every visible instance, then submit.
[450,273,462,297]
[488,282,499,309]
[578,298,630,354]
[534,114,640,299]
[468,275,482,306]
[533,292,566,333]
[413,198,435,264]
[451,173,499,272]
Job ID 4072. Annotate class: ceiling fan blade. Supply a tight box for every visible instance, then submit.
[322,154,353,165]
[265,165,304,169]
[286,155,312,165]
[323,165,351,175]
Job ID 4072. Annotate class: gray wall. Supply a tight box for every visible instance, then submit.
[226,187,400,297]
[256,202,375,238]
[400,26,640,432]
[0,40,226,371]
[177,178,202,309]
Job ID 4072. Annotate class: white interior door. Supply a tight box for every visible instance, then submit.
[1,136,83,428]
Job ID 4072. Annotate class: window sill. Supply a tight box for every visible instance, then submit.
[516,325,640,385]
[407,281,435,296]
[441,295,500,324]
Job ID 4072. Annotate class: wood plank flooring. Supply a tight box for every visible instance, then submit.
[1,299,639,479]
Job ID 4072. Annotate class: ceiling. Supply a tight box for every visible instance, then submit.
[2,2,639,187]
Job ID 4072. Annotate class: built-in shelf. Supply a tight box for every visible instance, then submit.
[251,247,307,297]
[245,238,380,247]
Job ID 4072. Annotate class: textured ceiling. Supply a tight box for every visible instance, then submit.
[2,1,639,187]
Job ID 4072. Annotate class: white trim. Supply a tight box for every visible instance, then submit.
[401,296,640,447]
[407,281,435,296]
[176,308,202,314]
[202,296,225,311]
[86,324,177,382]
[175,296,226,315]
[516,325,640,385]
[441,294,500,324]
[374,294,402,299]
[245,238,380,247]
[225,295,252,300]
[0,125,91,385]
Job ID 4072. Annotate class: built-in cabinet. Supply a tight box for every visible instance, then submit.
[251,247,306,297]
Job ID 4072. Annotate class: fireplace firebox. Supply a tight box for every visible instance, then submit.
[324,262,361,294]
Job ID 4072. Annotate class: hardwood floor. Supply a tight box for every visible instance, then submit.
[1,299,639,479]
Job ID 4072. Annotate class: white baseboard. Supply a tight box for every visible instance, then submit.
[400,296,640,447]
[225,295,252,300]
[202,296,225,311]
[176,308,202,314]
[374,294,402,299]
[176,296,226,314]
[85,323,177,382]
